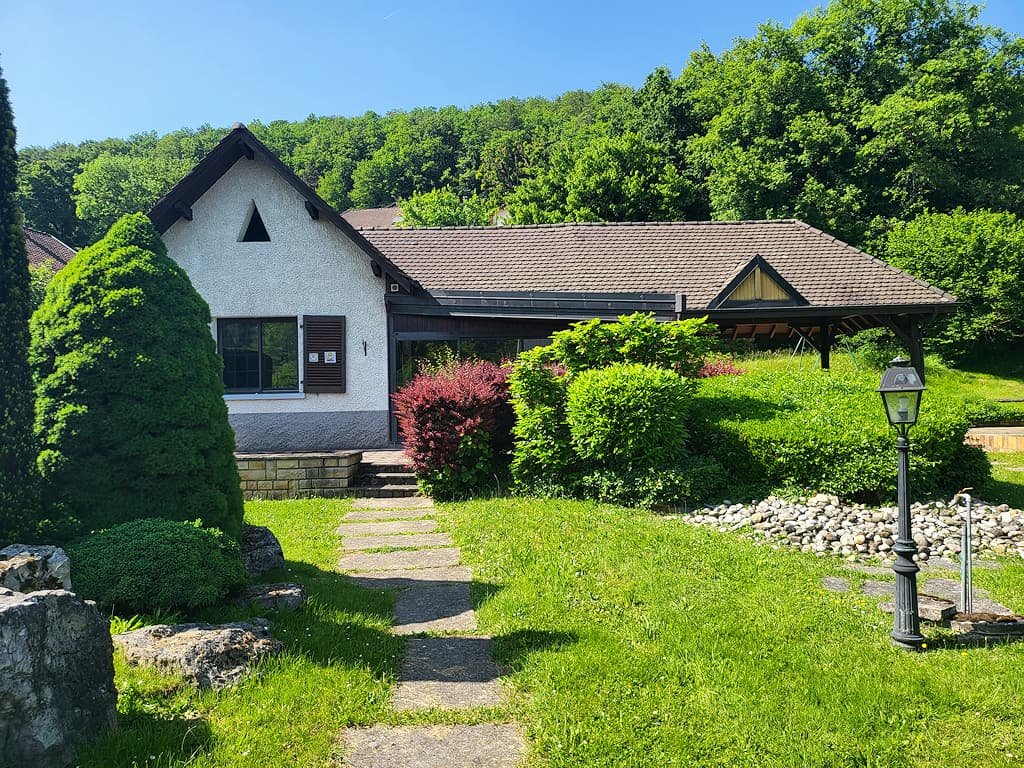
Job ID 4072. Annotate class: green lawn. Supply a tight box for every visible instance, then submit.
[78,493,1024,767]
[735,351,1024,403]
[77,499,403,768]
[985,452,1024,509]
[439,497,1024,768]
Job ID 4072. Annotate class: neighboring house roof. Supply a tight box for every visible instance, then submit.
[25,227,75,270]
[341,206,402,229]
[148,124,419,291]
[360,220,955,313]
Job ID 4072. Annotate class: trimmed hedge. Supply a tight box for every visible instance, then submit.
[567,363,693,470]
[693,368,991,502]
[68,518,245,612]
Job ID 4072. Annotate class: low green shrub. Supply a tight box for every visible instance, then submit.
[68,518,245,612]
[549,313,717,376]
[693,368,991,502]
[578,459,726,509]
[567,363,693,470]
[964,398,1024,426]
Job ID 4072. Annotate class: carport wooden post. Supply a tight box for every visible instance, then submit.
[819,323,833,371]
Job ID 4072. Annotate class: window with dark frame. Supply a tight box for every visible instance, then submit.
[218,318,298,393]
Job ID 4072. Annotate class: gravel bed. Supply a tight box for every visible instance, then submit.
[683,494,1024,563]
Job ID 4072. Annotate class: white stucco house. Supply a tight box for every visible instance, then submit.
[148,124,955,451]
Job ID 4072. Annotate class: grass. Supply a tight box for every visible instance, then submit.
[438,496,1024,768]
[77,498,404,768]
[734,350,1024,403]
[984,451,1024,509]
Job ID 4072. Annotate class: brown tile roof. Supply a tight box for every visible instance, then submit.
[359,220,955,310]
[24,228,75,270]
[341,206,402,229]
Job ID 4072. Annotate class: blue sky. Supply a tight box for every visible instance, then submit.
[2,0,1023,148]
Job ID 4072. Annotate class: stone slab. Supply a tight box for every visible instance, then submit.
[342,533,454,552]
[880,595,958,623]
[393,583,476,635]
[340,548,462,573]
[341,724,524,768]
[862,576,1012,618]
[921,578,1013,615]
[951,615,1024,637]
[394,637,502,710]
[352,497,435,510]
[343,509,435,522]
[337,519,438,536]
[346,566,473,590]
[822,576,851,593]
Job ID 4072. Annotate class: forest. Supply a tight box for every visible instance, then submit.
[16,0,1024,360]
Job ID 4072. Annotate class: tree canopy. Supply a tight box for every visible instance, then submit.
[15,0,1024,360]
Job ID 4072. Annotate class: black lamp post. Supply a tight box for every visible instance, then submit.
[878,357,927,650]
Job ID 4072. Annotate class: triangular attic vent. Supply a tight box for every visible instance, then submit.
[709,255,808,309]
[240,201,270,242]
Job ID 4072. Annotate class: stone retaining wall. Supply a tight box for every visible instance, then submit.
[236,451,362,500]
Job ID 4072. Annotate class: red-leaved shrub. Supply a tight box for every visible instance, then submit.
[698,358,746,378]
[392,359,513,499]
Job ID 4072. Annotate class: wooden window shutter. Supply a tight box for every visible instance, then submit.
[302,316,346,393]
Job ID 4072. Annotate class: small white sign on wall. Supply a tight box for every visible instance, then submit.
[308,352,319,363]
[324,351,337,364]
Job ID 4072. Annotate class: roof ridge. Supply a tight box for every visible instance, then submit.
[355,218,804,232]
[790,219,956,303]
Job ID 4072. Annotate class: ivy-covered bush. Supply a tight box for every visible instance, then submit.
[693,368,990,502]
[392,359,512,500]
[68,518,245,612]
[30,213,243,540]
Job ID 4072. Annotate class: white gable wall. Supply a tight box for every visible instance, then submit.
[161,157,390,449]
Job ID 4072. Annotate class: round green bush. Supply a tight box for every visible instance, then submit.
[30,213,243,540]
[566,363,694,471]
[67,518,245,612]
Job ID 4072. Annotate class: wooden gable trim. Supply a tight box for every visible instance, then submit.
[708,254,809,310]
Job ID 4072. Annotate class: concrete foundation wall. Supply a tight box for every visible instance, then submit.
[229,411,389,452]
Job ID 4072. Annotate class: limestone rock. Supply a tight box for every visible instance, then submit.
[0,544,72,593]
[113,619,283,689]
[241,525,284,576]
[0,589,117,768]
[238,582,306,612]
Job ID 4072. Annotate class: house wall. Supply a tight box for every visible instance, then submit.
[162,158,390,450]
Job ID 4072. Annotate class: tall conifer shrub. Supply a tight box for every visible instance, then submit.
[31,213,244,539]
[0,64,40,543]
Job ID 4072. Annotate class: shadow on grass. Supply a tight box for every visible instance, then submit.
[76,712,212,768]
[493,629,579,673]
[981,478,1024,509]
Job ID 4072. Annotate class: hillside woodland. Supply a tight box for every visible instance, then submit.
[17,0,1024,360]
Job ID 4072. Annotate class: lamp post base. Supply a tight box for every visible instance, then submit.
[890,631,925,651]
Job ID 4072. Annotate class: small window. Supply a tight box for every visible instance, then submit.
[239,201,270,242]
[218,318,298,392]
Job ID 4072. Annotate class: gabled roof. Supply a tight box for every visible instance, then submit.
[25,227,75,270]
[148,124,418,291]
[341,206,402,229]
[708,254,808,309]
[359,220,956,313]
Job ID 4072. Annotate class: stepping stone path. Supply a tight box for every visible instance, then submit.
[337,496,524,767]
